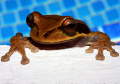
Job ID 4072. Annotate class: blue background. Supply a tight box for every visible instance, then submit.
[0,0,120,45]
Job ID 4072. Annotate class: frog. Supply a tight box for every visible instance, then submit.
[1,11,119,65]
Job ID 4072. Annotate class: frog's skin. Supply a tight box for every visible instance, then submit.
[1,11,119,65]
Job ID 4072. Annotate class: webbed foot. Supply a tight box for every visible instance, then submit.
[1,54,10,62]
[31,47,39,53]
[104,42,119,57]
[84,31,119,61]
[110,50,119,57]
[21,57,30,65]
[96,54,105,61]
[85,48,94,53]
[1,32,39,65]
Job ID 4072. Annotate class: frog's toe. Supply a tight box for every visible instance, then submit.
[1,54,10,62]
[31,47,39,53]
[96,54,105,61]
[21,58,30,65]
[85,48,94,53]
[110,50,119,57]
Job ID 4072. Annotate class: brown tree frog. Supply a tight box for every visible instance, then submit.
[1,11,119,65]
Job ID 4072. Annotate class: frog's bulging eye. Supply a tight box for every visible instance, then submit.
[62,18,77,36]
[26,13,34,28]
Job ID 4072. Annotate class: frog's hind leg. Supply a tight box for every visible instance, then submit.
[86,41,105,60]
[85,44,94,53]
[105,42,119,57]
[85,42,98,53]
[95,42,105,60]
[1,44,17,62]
[17,44,30,65]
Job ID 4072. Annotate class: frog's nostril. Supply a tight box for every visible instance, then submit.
[26,13,34,28]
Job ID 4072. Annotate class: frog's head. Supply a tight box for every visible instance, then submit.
[26,11,90,44]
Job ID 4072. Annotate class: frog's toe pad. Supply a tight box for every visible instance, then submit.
[85,48,94,53]
[21,58,30,65]
[110,50,119,57]
[31,47,39,53]
[96,54,105,61]
[1,55,10,62]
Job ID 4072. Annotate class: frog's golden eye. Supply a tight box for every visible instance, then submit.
[62,18,77,36]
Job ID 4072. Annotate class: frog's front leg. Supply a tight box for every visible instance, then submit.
[18,40,39,65]
[1,44,16,62]
[1,33,39,65]
[17,44,30,65]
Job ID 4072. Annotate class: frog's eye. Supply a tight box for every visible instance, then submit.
[26,13,34,28]
[62,18,77,36]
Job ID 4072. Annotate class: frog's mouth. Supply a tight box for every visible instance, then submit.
[30,26,87,44]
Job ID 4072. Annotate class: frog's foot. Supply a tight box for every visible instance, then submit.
[1,54,10,62]
[85,43,96,53]
[1,45,16,62]
[85,48,94,53]
[21,57,30,65]
[96,54,105,61]
[31,47,39,53]
[24,41,39,53]
[95,41,105,60]
[104,42,119,57]
[110,50,119,57]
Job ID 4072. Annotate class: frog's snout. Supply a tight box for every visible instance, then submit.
[26,13,34,28]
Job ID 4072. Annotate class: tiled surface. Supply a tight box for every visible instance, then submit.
[0,0,120,45]
[5,0,18,10]
[18,9,30,21]
[106,9,119,22]
[103,23,120,39]
[3,12,16,24]
[91,1,105,12]
[63,0,76,8]
[1,26,14,39]
[49,2,61,13]
[77,6,90,18]
[106,0,119,7]
[91,15,105,26]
